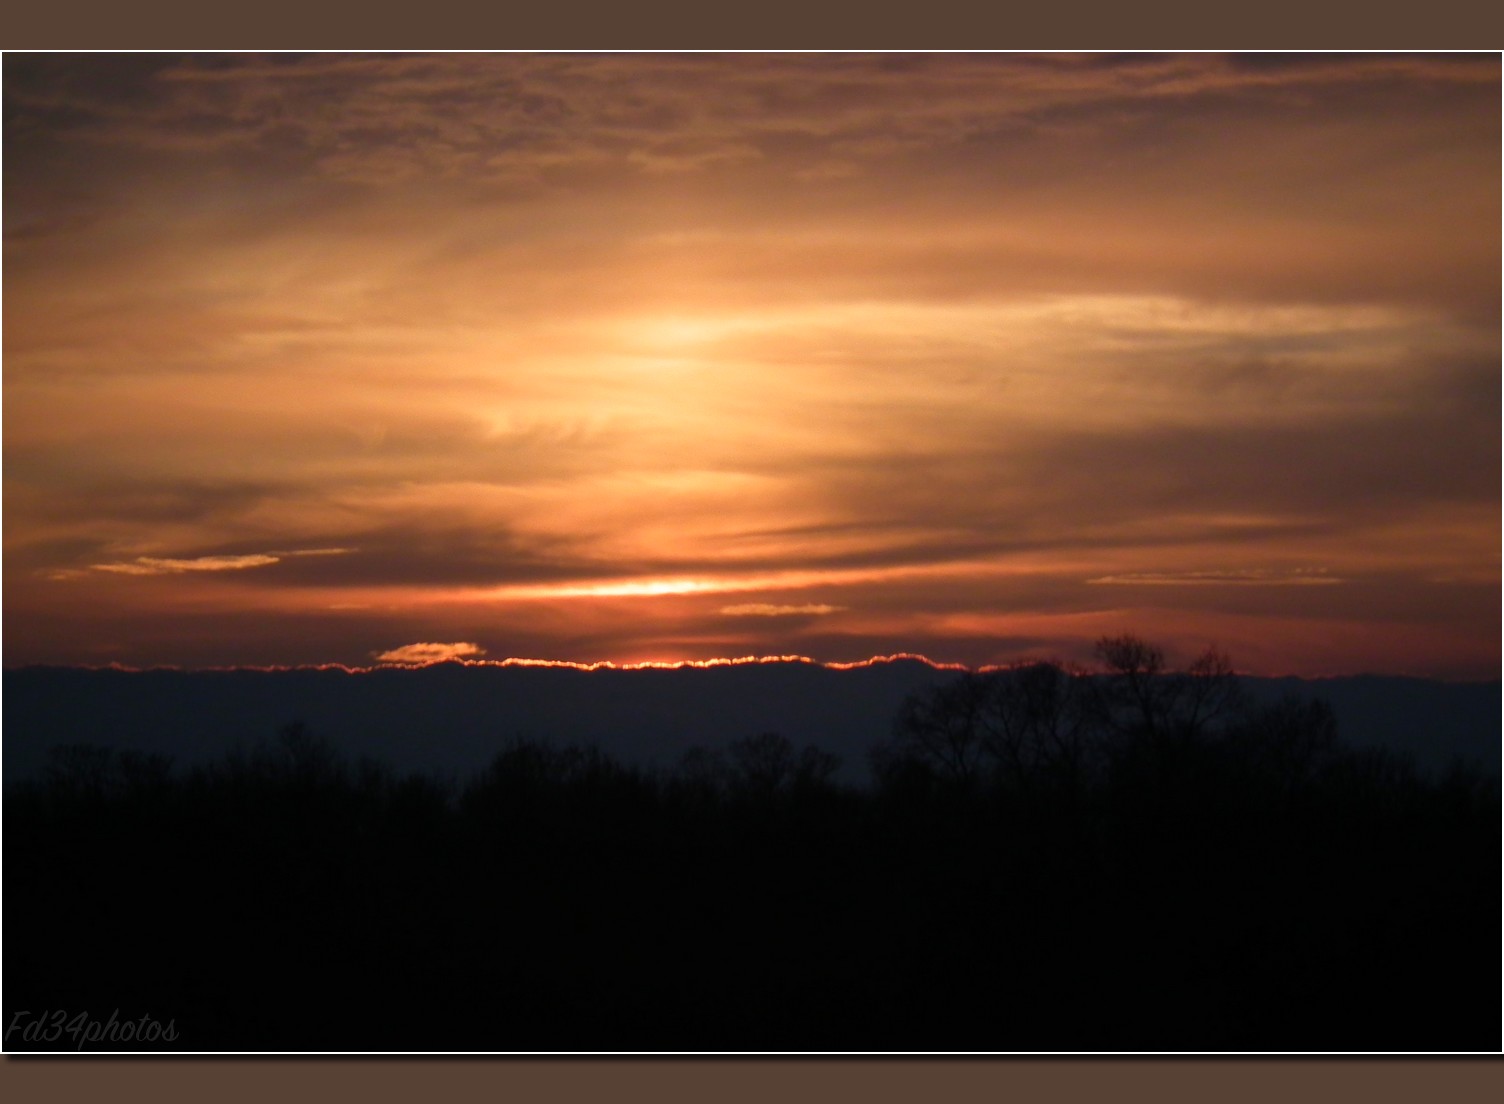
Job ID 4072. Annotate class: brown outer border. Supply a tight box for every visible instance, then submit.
[1,0,1501,1098]
[0,1057,1502,1100]
[0,2,1501,49]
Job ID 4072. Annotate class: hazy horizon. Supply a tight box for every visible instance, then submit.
[7,655,1498,789]
[5,649,1502,684]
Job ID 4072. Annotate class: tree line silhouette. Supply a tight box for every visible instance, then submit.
[5,635,1498,1051]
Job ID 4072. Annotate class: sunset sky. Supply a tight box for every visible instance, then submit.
[4,52,1499,677]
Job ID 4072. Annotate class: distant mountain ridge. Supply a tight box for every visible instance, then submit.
[4,659,1499,784]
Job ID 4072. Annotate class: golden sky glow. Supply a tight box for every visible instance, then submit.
[4,53,1499,676]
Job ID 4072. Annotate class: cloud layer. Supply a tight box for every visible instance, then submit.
[4,54,1497,677]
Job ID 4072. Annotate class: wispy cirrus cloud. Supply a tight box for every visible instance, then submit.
[374,641,486,665]
[719,603,847,617]
[1085,569,1343,586]
[91,554,282,576]
[56,547,354,579]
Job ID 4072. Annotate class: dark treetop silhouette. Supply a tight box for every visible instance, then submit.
[4,635,1499,1052]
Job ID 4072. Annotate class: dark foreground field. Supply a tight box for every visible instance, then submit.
[5,654,1500,1052]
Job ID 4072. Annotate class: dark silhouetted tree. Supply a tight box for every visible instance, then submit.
[890,673,995,787]
[984,660,1098,793]
[1093,633,1242,745]
[887,660,1098,794]
[729,732,797,796]
[726,732,842,799]
[675,744,729,796]
[1230,694,1338,794]
[793,744,842,791]
[1093,632,1171,740]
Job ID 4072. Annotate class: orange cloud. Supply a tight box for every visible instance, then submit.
[373,642,487,665]
[719,603,846,616]
[91,554,281,576]
[78,549,352,577]
[1085,569,1344,587]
